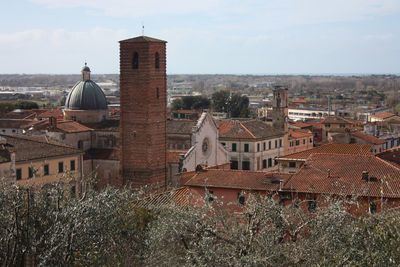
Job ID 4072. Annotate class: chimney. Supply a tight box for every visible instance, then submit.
[49,116,57,129]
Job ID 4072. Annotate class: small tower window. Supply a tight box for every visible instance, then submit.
[132,52,139,69]
[156,88,160,99]
[155,52,160,69]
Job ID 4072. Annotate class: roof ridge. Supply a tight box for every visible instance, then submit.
[239,122,256,138]
[375,156,400,172]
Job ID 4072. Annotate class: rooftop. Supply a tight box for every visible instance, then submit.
[278,143,373,160]
[217,119,284,140]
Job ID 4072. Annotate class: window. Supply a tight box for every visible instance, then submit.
[310,138,312,143]
[156,88,160,99]
[208,190,214,202]
[257,143,260,152]
[242,161,250,170]
[275,140,278,148]
[77,140,83,149]
[274,159,278,166]
[70,160,75,171]
[369,202,377,214]
[58,162,64,173]
[71,116,76,121]
[132,52,139,69]
[230,160,238,170]
[263,142,266,150]
[244,144,249,152]
[268,158,272,168]
[16,168,22,180]
[279,139,282,147]
[262,159,267,168]
[238,193,245,205]
[155,52,160,68]
[340,124,345,128]
[303,139,305,144]
[268,141,271,149]
[232,143,237,152]
[296,140,300,146]
[289,162,296,168]
[308,197,317,212]
[221,142,226,147]
[12,129,16,133]
[325,124,330,128]
[44,164,49,176]
[28,166,34,178]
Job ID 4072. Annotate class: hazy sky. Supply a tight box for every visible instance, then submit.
[1,0,399,74]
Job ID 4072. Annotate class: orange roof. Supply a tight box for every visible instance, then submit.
[307,119,324,129]
[185,169,292,191]
[217,120,283,140]
[322,116,354,125]
[135,187,190,210]
[284,153,400,198]
[371,112,396,120]
[290,99,307,104]
[37,109,64,119]
[288,130,313,139]
[278,143,373,160]
[56,121,92,133]
[289,121,313,129]
[350,131,386,145]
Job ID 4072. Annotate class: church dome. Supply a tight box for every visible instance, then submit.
[65,64,108,110]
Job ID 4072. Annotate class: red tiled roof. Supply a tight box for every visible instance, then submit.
[307,119,324,129]
[37,109,64,119]
[278,143,373,160]
[284,153,400,198]
[371,112,396,120]
[290,99,307,104]
[350,131,386,145]
[289,121,312,129]
[135,187,190,210]
[288,130,313,139]
[56,121,92,133]
[185,169,292,191]
[217,120,284,140]
[322,116,354,125]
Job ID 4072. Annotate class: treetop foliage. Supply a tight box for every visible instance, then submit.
[2,179,400,266]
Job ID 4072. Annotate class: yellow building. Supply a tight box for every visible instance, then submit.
[0,134,83,194]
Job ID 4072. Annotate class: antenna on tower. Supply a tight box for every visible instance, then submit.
[142,22,144,36]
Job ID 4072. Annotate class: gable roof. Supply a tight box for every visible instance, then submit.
[371,112,396,120]
[37,109,64,120]
[322,116,354,125]
[185,169,292,191]
[0,134,81,162]
[277,143,373,160]
[284,153,400,198]
[167,119,196,135]
[350,131,386,145]
[55,121,92,133]
[217,119,284,140]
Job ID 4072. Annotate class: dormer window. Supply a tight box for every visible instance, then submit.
[132,52,139,69]
[155,52,159,69]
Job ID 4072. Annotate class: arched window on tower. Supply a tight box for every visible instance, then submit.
[155,52,159,69]
[132,52,139,69]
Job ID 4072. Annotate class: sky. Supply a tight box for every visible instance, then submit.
[0,0,399,74]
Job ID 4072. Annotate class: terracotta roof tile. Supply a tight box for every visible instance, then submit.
[284,153,400,198]
[217,120,284,140]
[135,187,190,210]
[185,169,292,191]
[288,130,313,139]
[278,143,373,160]
[371,112,396,120]
[322,116,354,125]
[37,109,64,119]
[56,121,92,133]
[0,134,81,162]
[350,131,386,145]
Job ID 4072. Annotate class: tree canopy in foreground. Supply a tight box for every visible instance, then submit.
[1,179,400,266]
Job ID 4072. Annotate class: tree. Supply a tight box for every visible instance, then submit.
[14,100,39,110]
[212,90,230,112]
[0,102,16,113]
[171,96,210,110]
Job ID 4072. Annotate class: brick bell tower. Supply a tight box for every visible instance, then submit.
[119,36,167,189]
